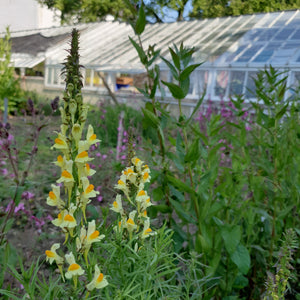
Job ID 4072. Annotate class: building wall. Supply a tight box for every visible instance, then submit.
[0,0,59,32]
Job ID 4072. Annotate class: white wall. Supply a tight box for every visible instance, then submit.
[0,0,59,32]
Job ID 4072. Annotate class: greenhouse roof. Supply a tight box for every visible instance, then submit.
[4,10,300,70]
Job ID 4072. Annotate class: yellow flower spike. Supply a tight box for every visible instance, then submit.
[86,124,101,146]
[86,264,108,291]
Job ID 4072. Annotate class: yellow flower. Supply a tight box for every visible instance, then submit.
[45,243,64,265]
[72,123,82,145]
[86,265,108,291]
[86,125,101,146]
[46,184,64,209]
[136,188,149,203]
[86,220,105,245]
[61,204,77,229]
[123,167,137,184]
[110,194,123,214]
[115,174,128,195]
[53,155,65,169]
[75,142,93,164]
[126,210,137,233]
[81,177,99,199]
[52,211,65,228]
[65,252,84,279]
[141,170,151,183]
[52,133,68,151]
[141,218,156,239]
[83,163,96,177]
[57,159,74,184]
[132,156,143,172]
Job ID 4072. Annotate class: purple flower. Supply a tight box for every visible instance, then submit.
[122,139,128,143]
[246,125,252,131]
[121,145,126,151]
[98,164,102,168]
[14,203,25,213]
[21,191,35,200]
[96,152,101,157]
[96,185,102,192]
[102,154,108,160]
[97,195,103,202]
[1,168,8,176]
[90,145,96,151]
[123,131,128,137]
[121,155,126,160]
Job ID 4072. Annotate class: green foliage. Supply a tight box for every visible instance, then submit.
[89,103,158,148]
[0,27,23,114]
[130,4,300,298]
[191,0,300,18]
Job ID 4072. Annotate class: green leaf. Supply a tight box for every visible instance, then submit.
[129,36,147,65]
[161,81,185,99]
[169,198,192,223]
[233,275,249,289]
[167,175,195,194]
[275,103,288,120]
[169,47,180,70]
[135,5,146,35]
[231,244,251,275]
[179,63,202,82]
[160,57,178,80]
[185,139,200,163]
[221,225,241,255]
[186,93,205,126]
[142,108,160,128]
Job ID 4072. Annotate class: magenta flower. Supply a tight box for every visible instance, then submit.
[21,191,35,200]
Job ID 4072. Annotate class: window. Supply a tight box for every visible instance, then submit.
[229,71,245,96]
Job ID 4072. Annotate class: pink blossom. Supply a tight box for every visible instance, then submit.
[1,168,8,176]
[121,145,126,151]
[22,191,35,200]
[96,152,101,157]
[97,195,103,202]
[102,154,108,160]
[14,203,25,213]
[121,155,126,160]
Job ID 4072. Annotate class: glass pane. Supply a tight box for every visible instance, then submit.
[214,70,229,97]
[290,29,300,40]
[47,68,52,85]
[273,28,294,41]
[253,50,274,62]
[229,71,245,96]
[236,45,262,62]
[93,71,104,87]
[85,69,91,86]
[53,68,60,85]
[196,70,208,96]
[245,71,258,98]
[256,28,278,41]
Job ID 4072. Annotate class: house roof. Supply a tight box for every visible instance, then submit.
[3,10,300,70]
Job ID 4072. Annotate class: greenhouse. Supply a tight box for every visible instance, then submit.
[5,9,300,103]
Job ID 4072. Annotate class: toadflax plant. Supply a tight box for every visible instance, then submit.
[44,29,108,297]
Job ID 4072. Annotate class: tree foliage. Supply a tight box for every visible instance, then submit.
[38,0,300,23]
[191,0,300,19]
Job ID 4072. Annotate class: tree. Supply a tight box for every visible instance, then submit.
[37,0,191,23]
[191,0,300,19]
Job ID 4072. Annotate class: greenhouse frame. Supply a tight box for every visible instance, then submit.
[4,9,300,105]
